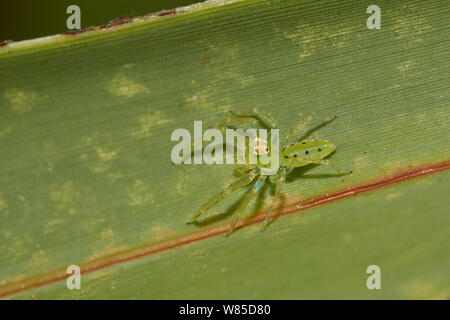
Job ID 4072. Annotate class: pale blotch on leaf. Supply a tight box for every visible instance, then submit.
[88,245,129,262]
[0,198,7,212]
[327,27,353,38]
[43,219,64,235]
[283,24,317,62]
[4,88,40,113]
[100,227,115,243]
[416,113,426,123]
[354,154,370,171]
[50,181,78,209]
[342,233,353,243]
[2,229,12,239]
[385,192,402,201]
[106,74,148,98]
[86,270,115,281]
[283,23,311,42]
[97,147,118,161]
[185,91,215,110]
[185,89,231,113]
[400,281,442,299]
[396,60,415,73]
[284,24,353,62]
[107,171,123,183]
[132,110,173,138]
[145,225,177,242]
[175,181,190,196]
[91,163,109,173]
[434,107,447,129]
[29,249,52,269]
[0,125,14,138]
[392,13,432,43]
[128,179,154,206]
[240,75,255,89]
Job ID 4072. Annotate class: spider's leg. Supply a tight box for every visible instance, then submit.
[189,117,257,151]
[283,116,312,143]
[261,174,285,232]
[230,108,278,129]
[307,159,353,174]
[296,115,337,142]
[187,168,261,224]
[218,117,259,131]
[185,119,253,163]
[234,165,256,177]
[227,175,267,237]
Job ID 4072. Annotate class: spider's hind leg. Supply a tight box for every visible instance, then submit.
[234,165,255,177]
[261,174,285,232]
[187,168,261,224]
[227,175,267,237]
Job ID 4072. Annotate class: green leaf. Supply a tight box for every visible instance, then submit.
[11,170,450,299]
[0,0,449,298]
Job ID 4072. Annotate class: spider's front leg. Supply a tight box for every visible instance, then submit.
[187,168,261,224]
[185,117,256,163]
[296,115,337,142]
[283,116,312,143]
[230,108,278,129]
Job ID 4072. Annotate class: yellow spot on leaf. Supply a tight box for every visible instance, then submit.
[88,245,129,262]
[50,181,78,208]
[0,198,7,211]
[283,24,353,63]
[128,180,154,206]
[396,60,414,73]
[416,113,426,123]
[385,192,402,200]
[0,125,14,138]
[354,155,370,171]
[4,89,40,113]
[107,74,147,98]
[107,171,123,183]
[145,225,177,242]
[97,147,117,161]
[132,110,173,138]
[240,75,255,88]
[29,249,52,269]
[44,219,64,235]
[100,227,115,242]
[400,281,443,299]
[91,163,109,173]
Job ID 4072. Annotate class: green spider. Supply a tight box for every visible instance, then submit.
[187,108,352,236]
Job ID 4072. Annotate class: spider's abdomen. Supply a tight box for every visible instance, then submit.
[280,140,336,168]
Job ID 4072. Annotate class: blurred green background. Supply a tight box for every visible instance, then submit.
[0,0,201,42]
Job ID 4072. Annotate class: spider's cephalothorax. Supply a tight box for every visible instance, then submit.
[187,108,352,236]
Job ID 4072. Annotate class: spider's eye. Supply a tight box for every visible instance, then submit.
[265,148,269,152]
